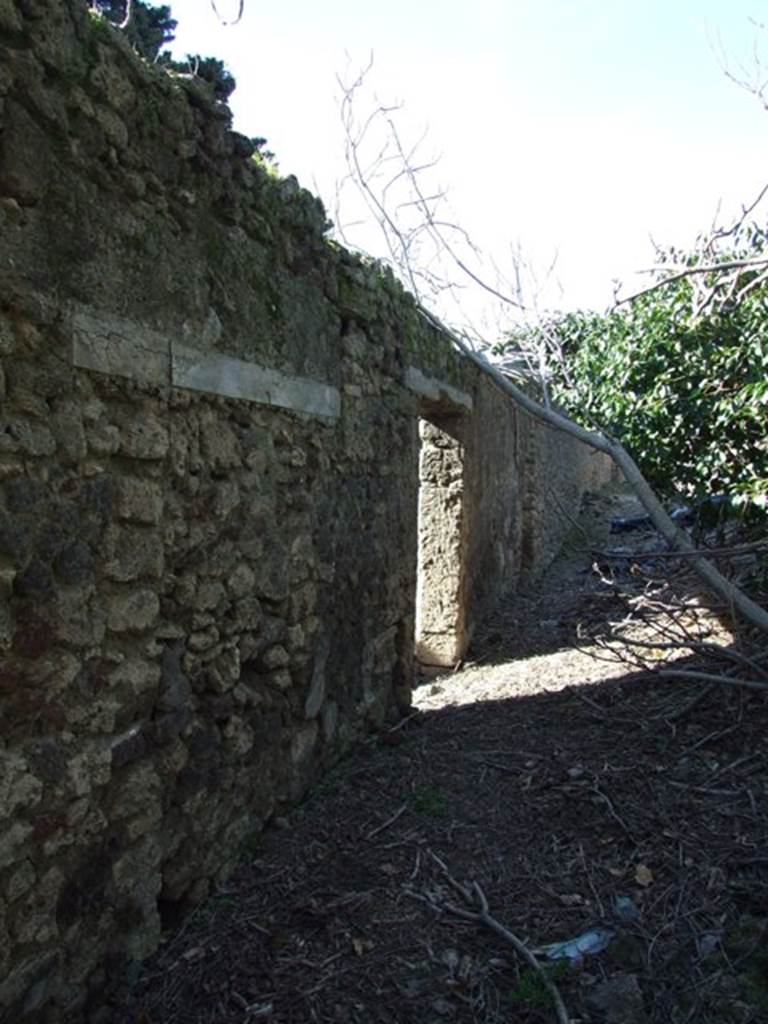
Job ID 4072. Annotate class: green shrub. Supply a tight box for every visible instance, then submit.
[503,228,768,508]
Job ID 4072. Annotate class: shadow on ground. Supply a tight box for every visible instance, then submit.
[108,492,768,1024]
[110,663,768,1024]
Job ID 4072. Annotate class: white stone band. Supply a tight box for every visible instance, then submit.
[404,365,473,411]
[71,307,341,421]
[172,344,340,420]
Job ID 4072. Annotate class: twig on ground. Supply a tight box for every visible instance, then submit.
[426,851,571,1024]
[365,803,408,841]
[657,683,715,723]
[590,784,636,839]
[385,709,422,733]
[683,722,740,753]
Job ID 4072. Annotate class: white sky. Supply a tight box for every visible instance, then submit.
[165,0,768,328]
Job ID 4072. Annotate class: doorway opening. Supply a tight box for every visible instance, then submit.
[414,415,468,667]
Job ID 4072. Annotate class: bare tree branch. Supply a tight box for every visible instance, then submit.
[616,255,768,308]
[614,29,768,315]
[659,668,768,691]
[209,0,245,25]
[334,56,529,334]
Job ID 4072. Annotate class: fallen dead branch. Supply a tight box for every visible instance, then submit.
[657,668,768,692]
[421,851,571,1024]
[593,539,768,561]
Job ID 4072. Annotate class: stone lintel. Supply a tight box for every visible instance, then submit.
[172,344,341,420]
[405,366,473,412]
[72,308,169,386]
[70,307,340,420]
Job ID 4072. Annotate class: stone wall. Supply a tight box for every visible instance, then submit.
[0,2,613,1018]
[519,411,613,576]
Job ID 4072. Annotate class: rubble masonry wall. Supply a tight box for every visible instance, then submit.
[0,2,613,1017]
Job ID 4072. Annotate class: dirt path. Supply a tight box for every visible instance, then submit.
[113,495,768,1024]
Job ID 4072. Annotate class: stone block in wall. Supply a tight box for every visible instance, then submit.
[195,580,227,613]
[222,715,254,757]
[109,658,161,705]
[72,310,169,388]
[173,346,341,421]
[226,562,255,599]
[6,859,36,904]
[288,581,317,623]
[54,540,94,587]
[103,525,164,581]
[0,821,33,872]
[11,867,63,946]
[1,751,43,818]
[50,400,87,463]
[115,478,163,524]
[119,417,170,461]
[0,100,50,204]
[106,589,160,634]
[86,420,121,457]
[108,762,162,825]
[56,586,106,647]
[202,647,241,696]
[198,413,242,472]
[90,58,136,114]
[7,417,57,457]
[66,744,112,800]
[0,0,22,32]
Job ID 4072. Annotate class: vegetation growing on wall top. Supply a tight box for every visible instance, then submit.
[93,0,237,101]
